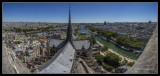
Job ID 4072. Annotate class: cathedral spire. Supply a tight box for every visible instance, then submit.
[66,3,72,42]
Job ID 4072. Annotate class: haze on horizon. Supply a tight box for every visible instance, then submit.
[3,2,158,23]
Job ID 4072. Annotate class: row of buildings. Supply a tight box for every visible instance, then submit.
[2,25,70,72]
[93,22,157,43]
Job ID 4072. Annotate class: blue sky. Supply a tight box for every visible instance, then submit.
[3,2,158,23]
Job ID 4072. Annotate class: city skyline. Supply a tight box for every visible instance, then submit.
[3,2,158,23]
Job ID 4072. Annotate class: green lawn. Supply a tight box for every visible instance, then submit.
[77,35,88,40]
[95,36,139,60]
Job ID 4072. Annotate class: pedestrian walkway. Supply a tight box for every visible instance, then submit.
[96,40,136,62]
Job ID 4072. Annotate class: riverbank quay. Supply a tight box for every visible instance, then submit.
[95,36,139,60]
[96,40,136,62]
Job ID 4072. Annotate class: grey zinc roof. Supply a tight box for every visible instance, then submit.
[38,42,75,74]
[72,34,77,39]
[49,39,64,48]
[93,44,100,48]
[14,46,22,52]
[28,50,34,54]
[72,40,90,50]
[32,42,41,47]
[24,45,29,48]
[120,65,131,70]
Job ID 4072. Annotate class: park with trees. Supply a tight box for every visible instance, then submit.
[95,52,122,72]
[95,51,135,72]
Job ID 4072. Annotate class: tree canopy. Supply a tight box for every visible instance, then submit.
[95,54,104,64]
[102,62,114,72]
[86,26,117,39]
[94,53,121,72]
[100,45,108,52]
[115,36,143,49]
[12,26,55,33]
[91,36,96,44]
[127,61,135,67]
[86,26,143,50]
[104,52,122,68]
[14,41,22,44]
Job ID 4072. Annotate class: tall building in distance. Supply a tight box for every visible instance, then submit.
[148,20,152,23]
[104,21,106,25]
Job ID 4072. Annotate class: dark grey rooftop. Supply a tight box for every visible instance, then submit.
[120,65,131,69]
[72,40,90,50]
[72,34,77,40]
[49,39,64,48]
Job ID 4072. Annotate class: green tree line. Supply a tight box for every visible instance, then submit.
[86,26,118,38]
[86,26,143,50]
[115,36,143,50]
[12,26,55,32]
